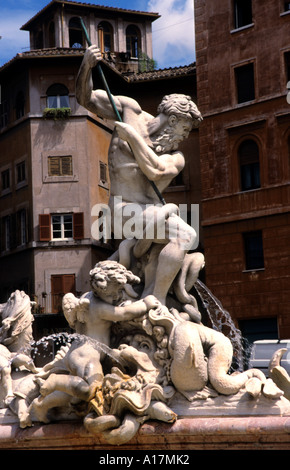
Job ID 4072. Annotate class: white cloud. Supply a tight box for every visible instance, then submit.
[149,0,195,69]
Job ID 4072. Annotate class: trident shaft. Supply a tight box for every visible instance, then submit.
[80,18,166,206]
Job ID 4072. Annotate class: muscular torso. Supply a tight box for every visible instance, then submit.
[108,106,173,205]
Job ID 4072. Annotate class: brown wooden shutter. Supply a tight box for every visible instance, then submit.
[63,274,76,294]
[73,212,84,240]
[51,274,76,313]
[39,214,51,241]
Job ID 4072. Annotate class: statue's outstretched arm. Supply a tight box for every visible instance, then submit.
[99,295,160,322]
[76,45,122,120]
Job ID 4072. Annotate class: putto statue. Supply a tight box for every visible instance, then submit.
[1,45,290,447]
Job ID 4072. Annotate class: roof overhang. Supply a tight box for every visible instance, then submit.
[21,0,160,31]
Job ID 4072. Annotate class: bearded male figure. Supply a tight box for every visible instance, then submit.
[76,46,203,305]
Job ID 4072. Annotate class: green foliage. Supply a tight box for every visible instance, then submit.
[43,107,71,120]
[138,50,158,73]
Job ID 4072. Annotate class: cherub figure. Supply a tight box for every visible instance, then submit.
[29,261,160,424]
[62,260,160,345]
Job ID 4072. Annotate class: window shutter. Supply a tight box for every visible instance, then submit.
[48,156,60,176]
[39,214,51,241]
[73,212,84,240]
[63,274,76,294]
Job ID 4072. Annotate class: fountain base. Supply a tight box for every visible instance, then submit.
[0,414,290,450]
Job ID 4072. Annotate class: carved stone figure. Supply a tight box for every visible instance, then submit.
[1,46,289,448]
[84,333,177,445]
[0,290,37,406]
[76,45,203,309]
[269,348,290,400]
[0,290,34,353]
[148,306,271,399]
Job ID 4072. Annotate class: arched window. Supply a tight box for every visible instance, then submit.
[46,84,69,108]
[69,17,84,48]
[48,21,55,48]
[34,30,43,50]
[98,21,114,53]
[15,91,25,119]
[238,139,261,191]
[126,25,141,58]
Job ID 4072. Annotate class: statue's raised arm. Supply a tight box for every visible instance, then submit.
[76,45,142,121]
[76,45,122,119]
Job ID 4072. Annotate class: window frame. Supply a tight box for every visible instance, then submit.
[98,21,114,53]
[0,100,9,129]
[126,25,141,58]
[243,230,265,271]
[69,17,85,48]
[235,62,256,104]
[46,83,70,109]
[42,151,77,183]
[3,215,11,252]
[51,213,74,241]
[238,139,261,191]
[233,0,253,30]
[39,212,84,242]
[48,155,73,177]
[15,91,25,120]
[1,168,11,194]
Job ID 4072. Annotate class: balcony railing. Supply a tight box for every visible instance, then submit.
[33,293,79,314]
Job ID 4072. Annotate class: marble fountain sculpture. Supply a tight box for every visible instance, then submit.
[1,46,290,447]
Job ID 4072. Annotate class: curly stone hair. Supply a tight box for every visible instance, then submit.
[157,94,202,123]
[89,260,140,292]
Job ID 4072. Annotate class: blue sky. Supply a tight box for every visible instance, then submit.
[0,0,195,69]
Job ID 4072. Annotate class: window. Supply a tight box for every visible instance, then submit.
[284,51,290,83]
[99,161,108,185]
[239,318,278,344]
[17,209,27,246]
[238,139,260,191]
[126,25,141,58]
[233,0,252,29]
[48,156,73,176]
[243,231,264,270]
[52,214,73,240]
[16,161,26,185]
[3,216,11,251]
[0,100,8,129]
[284,2,290,12]
[34,30,43,49]
[98,21,114,53]
[69,17,84,48]
[235,63,255,103]
[46,84,69,108]
[39,213,84,241]
[15,91,25,119]
[48,21,55,48]
[1,169,10,192]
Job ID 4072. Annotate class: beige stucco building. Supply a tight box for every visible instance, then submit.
[0,0,159,325]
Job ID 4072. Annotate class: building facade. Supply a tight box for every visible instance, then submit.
[21,0,159,74]
[195,0,290,340]
[0,0,159,323]
[0,1,200,338]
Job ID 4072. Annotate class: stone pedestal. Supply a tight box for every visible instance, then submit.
[0,415,290,450]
